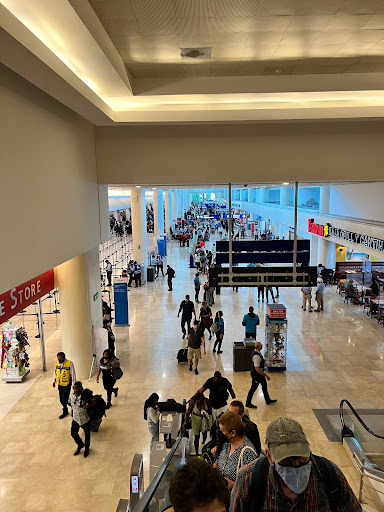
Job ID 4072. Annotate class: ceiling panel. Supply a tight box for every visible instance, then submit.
[89,0,384,77]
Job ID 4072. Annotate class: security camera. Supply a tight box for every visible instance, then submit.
[244,184,248,187]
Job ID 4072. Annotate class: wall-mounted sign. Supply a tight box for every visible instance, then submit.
[0,270,55,323]
[309,218,384,253]
[308,219,329,237]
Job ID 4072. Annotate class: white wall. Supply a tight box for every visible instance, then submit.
[330,183,384,222]
[0,64,108,293]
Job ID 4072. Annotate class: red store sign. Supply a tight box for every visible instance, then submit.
[0,270,55,323]
[308,219,329,237]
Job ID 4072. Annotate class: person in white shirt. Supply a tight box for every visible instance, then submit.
[144,393,160,451]
[105,260,113,286]
[301,286,312,312]
[156,254,164,277]
[314,278,325,312]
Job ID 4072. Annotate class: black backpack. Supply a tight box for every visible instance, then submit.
[249,456,341,512]
[90,395,107,420]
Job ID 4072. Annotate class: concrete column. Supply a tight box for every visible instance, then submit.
[130,188,148,265]
[171,190,176,223]
[319,185,331,214]
[259,187,268,203]
[240,189,246,201]
[318,238,336,269]
[310,235,319,266]
[55,247,102,380]
[280,186,291,206]
[248,188,255,202]
[164,190,172,236]
[158,190,164,234]
[153,189,164,241]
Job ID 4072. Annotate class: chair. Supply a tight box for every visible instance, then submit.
[369,297,379,317]
[363,297,371,314]
[378,305,384,324]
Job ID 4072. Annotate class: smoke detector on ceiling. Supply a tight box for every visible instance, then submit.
[180,47,212,59]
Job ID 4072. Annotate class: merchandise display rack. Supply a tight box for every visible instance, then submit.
[265,304,287,372]
[1,324,30,382]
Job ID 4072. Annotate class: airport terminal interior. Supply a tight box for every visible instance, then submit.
[2,1,384,512]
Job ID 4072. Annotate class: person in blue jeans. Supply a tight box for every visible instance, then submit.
[242,306,260,339]
[213,311,225,354]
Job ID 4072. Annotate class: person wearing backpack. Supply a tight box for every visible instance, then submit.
[230,417,362,512]
[166,264,176,291]
[96,349,120,409]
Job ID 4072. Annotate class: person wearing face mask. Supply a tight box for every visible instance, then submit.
[213,412,258,494]
[52,351,76,419]
[96,349,120,409]
[178,294,196,339]
[245,342,277,409]
[230,417,362,512]
[187,320,206,375]
[69,381,92,458]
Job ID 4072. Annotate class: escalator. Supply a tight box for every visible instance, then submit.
[340,399,384,508]
[341,399,384,471]
[116,428,188,512]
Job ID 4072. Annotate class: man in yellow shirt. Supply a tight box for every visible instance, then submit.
[53,351,77,419]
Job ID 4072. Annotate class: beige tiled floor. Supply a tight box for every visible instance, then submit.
[1,236,384,511]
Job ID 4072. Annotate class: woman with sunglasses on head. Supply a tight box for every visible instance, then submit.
[214,411,258,493]
[96,349,120,409]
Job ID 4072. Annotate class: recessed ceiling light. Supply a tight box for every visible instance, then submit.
[152,187,157,190]
[276,69,282,73]
[283,182,290,185]
[136,185,141,188]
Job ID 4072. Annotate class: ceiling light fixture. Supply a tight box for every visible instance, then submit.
[283,182,290,185]
[152,187,157,190]
[136,185,141,188]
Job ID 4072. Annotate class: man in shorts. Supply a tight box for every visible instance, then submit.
[187,320,206,375]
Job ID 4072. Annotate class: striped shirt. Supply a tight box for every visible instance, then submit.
[230,457,361,512]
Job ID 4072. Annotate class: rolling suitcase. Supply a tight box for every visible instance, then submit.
[177,348,188,364]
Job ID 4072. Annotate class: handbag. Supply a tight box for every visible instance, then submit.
[211,322,219,334]
[237,445,257,472]
[204,318,213,329]
[113,367,123,380]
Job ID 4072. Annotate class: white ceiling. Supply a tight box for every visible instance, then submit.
[2,0,384,123]
[89,0,384,77]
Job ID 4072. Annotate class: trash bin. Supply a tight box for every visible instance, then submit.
[233,341,247,372]
[147,266,156,282]
[245,339,256,371]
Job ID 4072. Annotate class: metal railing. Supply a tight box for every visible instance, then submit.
[340,399,384,506]
[340,399,384,441]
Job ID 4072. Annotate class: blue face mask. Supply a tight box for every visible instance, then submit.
[274,461,312,494]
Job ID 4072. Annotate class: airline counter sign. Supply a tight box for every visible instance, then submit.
[308,218,384,253]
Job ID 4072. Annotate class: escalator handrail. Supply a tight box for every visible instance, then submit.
[131,429,185,512]
[340,399,384,440]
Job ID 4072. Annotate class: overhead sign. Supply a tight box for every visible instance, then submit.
[309,218,384,253]
[0,270,55,323]
[308,219,329,237]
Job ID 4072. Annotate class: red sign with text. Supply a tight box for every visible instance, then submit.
[308,219,329,237]
[0,270,55,323]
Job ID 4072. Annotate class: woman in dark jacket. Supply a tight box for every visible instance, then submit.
[96,349,120,409]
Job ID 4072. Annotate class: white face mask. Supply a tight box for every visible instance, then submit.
[274,461,312,495]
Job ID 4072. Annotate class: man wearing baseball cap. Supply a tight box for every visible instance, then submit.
[230,417,361,512]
